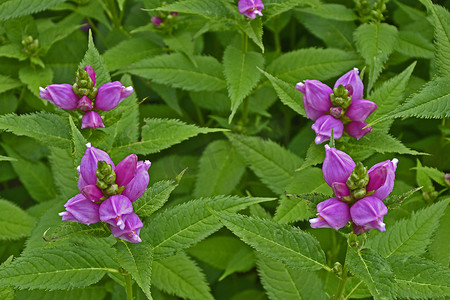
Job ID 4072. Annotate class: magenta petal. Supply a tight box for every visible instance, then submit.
[323,145,356,187]
[59,194,100,225]
[345,99,377,122]
[332,182,350,200]
[238,0,264,18]
[77,166,88,190]
[345,121,372,139]
[311,115,344,144]
[122,160,151,202]
[84,65,96,86]
[309,198,350,230]
[334,68,364,101]
[99,195,133,230]
[301,80,333,120]
[115,154,138,187]
[81,111,105,129]
[151,16,163,27]
[95,82,133,111]
[350,196,388,232]
[367,159,398,200]
[352,223,370,235]
[77,96,93,111]
[81,184,104,202]
[40,84,79,110]
[80,143,115,186]
[366,166,388,193]
[110,212,143,243]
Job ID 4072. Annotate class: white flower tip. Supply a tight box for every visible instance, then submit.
[353,67,359,72]
[58,212,68,216]
[39,86,46,92]
[77,165,81,172]
[117,219,125,230]
[124,86,134,92]
[85,142,92,148]
[325,144,331,150]
[144,160,151,167]
[392,158,399,167]
[295,82,304,90]
[255,10,263,16]
[309,217,319,224]
[132,234,142,243]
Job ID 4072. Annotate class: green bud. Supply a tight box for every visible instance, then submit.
[104,183,119,196]
[103,172,116,185]
[331,262,343,276]
[351,188,367,200]
[348,233,359,248]
[96,179,108,190]
[423,190,438,203]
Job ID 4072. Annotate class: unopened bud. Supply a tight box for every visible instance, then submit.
[444,174,450,187]
[331,262,343,276]
[423,190,438,203]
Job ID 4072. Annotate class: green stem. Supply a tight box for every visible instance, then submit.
[124,273,133,300]
[335,263,348,299]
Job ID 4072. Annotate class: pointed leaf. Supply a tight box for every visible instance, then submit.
[0,199,36,240]
[79,31,111,87]
[0,0,66,21]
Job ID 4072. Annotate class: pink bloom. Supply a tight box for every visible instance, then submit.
[81,111,105,129]
[110,212,143,243]
[322,145,356,187]
[99,195,134,230]
[79,143,115,186]
[151,16,163,27]
[95,81,134,111]
[58,194,100,225]
[312,115,344,145]
[367,159,398,200]
[309,198,351,230]
[350,196,388,233]
[122,160,151,202]
[39,84,79,110]
[238,0,264,19]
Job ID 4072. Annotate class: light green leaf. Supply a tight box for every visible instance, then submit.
[396,31,434,59]
[343,278,371,299]
[152,251,213,300]
[414,165,447,186]
[163,32,196,65]
[43,222,111,242]
[69,115,87,167]
[223,45,264,121]
[154,0,239,20]
[18,66,54,99]
[367,199,449,258]
[126,54,226,92]
[219,245,255,280]
[0,0,66,21]
[298,4,357,21]
[15,287,106,300]
[110,118,225,160]
[79,31,111,87]
[0,75,22,94]
[354,23,398,92]
[0,199,36,240]
[212,211,328,271]
[267,48,362,84]
[256,254,326,300]
[264,0,318,20]
[428,204,450,267]
[0,246,118,290]
[0,113,70,148]
[142,196,274,260]
[346,247,394,300]
[236,18,264,52]
[227,133,302,194]
[116,242,153,299]
[389,255,450,298]
[0,155,16,162]
[151,83,182,115]
[49,147,78,199]
[194,140,246,198]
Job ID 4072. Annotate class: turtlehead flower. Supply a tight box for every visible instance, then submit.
[350,196,388,233]
[238,0,264,19]
[296,68,377,144]
[151,16,163,27]
[39,65,133,129]
[309,198,351,230]
[323,145,356,187]
[59,143,151,243]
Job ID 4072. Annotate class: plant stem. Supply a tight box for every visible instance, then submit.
[335,263,348,299]
[124,273,133,300]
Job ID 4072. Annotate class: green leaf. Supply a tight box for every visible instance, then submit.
[0,75,22,94]
[154,0,238,20]
[236,18,264,52]
[343,278,371,299]
[0,198,36,240]
[49,147,78,199]
[212,211,328,271]
[223,45,264,121]
[396,31,434,59]
[126,54,226,92]
[15,287,106,300]
[414,165,447,186]
[194,140,246,198]
[163,32,197,66]
[346,247,394,300]
[0,113,70,148]
[219,245,255,280]
[354,23,398,92]
[267,48,362,84]
[0,246,118,290]
[69,115,87,167]
[367,199,449,258]
[0,155,16,162]
[227,133,302,194]
[116,241,153,298]
[38,16,81,54]
[428,204,450,267]
[389,255,450,298]
[141,196,274,260]
[110,118,225,160]
[133,170,184,218]
[298,4,357,21]
[264,0,318,20]
[152,251,214,300]
[79,31,111,87]
[18,66,54,99]
[43,222,111,242]
[256,254,326,300]
[0,0,66,21]
[151,83,182,115]
[259,68,306,117]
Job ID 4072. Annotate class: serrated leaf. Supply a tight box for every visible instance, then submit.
[259,68,306,117]
[256,254,326,300]
[367,199,449,258]
[354,23,398,92]
[152,251,213,300]
[0,0,66,21]
[212,211,328,271]
[264,0,318,20]
[43,222,111,242]
[227,133,302,194]
[267,48,362,84]
[396,31,434,59]
[15,287,106,300]
[0,74,22,94]
[414,165,447,186]
[389,255,450,298]
[236,18,264,52]
[0,246,118,290]
[49,147,78,199]
[69,115,88,166]
[194,140,246,198]
[219,245,255,280]
[0,198,36,240]
[18,66,54,99]
[142,196,274,260]
[79,31,111,87]
[298,4,357,21]
[223,45,264,121]
[428,204,450,267]
[343,278,371,299]
[154,0,239,20]
[0,113,70,148]
[110,118,225,160]
[126,54,226,92]
[346,247,394,300]
[116,241,153,299]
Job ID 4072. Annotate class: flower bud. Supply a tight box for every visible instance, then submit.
[366,158,398,200]
[115,154,138,187]
[58,194,100,225]
[309,198,351,230]
[330,106,344,118]
[344,121,372,140]
[331,182,350,200]
[110,212,143,243]
[334,68,364,101]
[84,65,96,86]
[81,184,104,202]
[346,162,369,190]
[238,0,264,19]
[39,84,79,110]
[350,196,388,233]
[151,16,163,27]
[80,143,115,186]
[99,195,133,230]
[81,111,105,129]
[77,96,93,111]
[94,81,134,111]
[444,173,450,187]
[122,160,151,202]
[296,80,333,121]
[311,115,344,144]
[323,145,356,187]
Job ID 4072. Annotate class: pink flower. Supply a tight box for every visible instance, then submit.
[99,195,134,230]
[309,198,351,230]
[58,194,100,225]
[323,145,356,187]
[350,196,388,233]
[238,0,264,19]
[110,212,143,243]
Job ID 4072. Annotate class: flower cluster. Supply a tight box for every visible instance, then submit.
[309,145,398,234]
[238,0,264,19]
[59,143,150,243]
[151,12,178,28]
[39,65,133,129]
[296,68,377,144]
